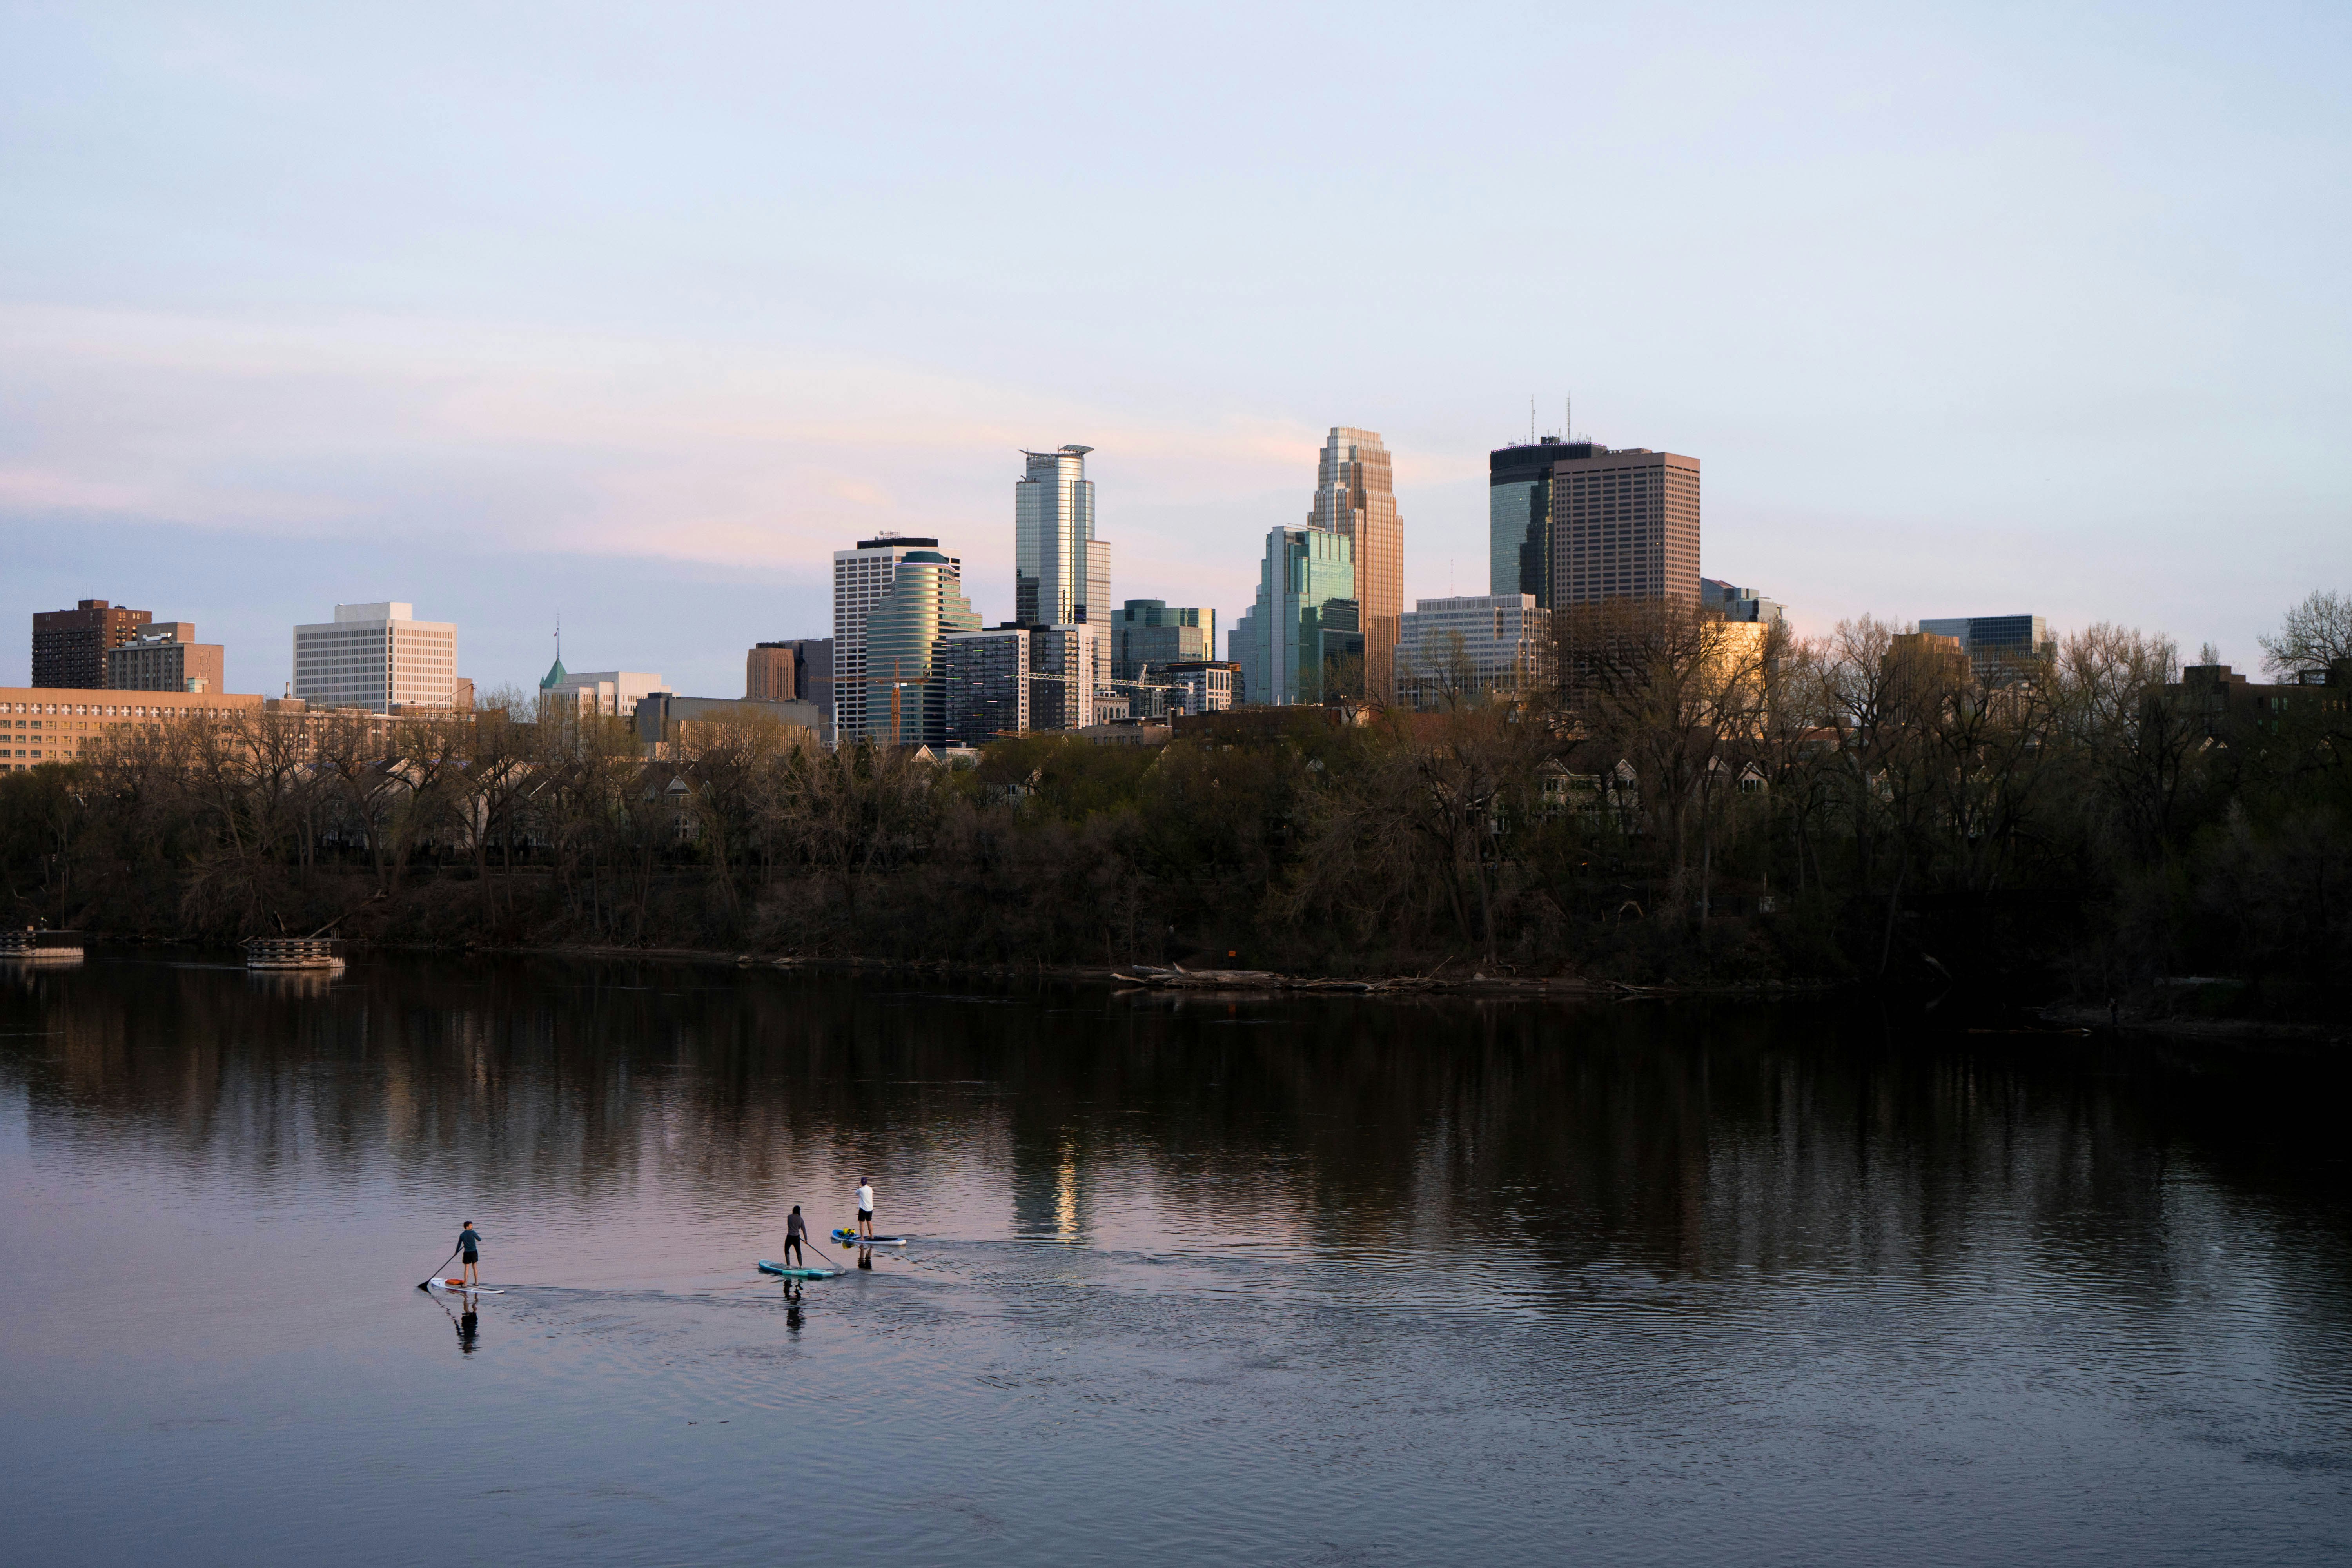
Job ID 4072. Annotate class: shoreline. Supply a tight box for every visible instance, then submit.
[57,936,2347,1041]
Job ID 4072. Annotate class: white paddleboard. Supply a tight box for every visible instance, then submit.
[831,1232,908,1247]
[426,1278,506,1294]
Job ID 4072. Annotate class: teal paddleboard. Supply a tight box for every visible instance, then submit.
[758,1260,840,1278]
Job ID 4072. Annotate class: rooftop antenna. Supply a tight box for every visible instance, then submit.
[1566,394,1573,443]
[1530,398,1536,443]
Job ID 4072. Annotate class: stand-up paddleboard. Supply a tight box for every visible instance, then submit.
[425,1278,506,1294]
[758,1260,841,1279]
[831,1229,907,1246]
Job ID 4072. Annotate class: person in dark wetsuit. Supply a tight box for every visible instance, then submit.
[457,1222,482,1286]
[782,1205,808,1267]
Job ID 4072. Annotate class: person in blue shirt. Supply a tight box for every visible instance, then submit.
[457,1222,482,1287]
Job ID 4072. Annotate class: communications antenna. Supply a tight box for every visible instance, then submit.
[1530,398,1536,443]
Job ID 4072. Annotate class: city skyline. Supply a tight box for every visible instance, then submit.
[1,7,2343,697]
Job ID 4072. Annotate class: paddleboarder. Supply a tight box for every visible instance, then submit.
[782,1204,808,1267]
[457,1221,482,1287]
[856,1177,875,1240]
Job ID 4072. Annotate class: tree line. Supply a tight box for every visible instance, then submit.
[2,592,2347,1010]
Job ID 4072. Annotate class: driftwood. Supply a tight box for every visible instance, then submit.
[1113,963,1444,994]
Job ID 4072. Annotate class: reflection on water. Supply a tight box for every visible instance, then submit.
[0,956,2348,1566]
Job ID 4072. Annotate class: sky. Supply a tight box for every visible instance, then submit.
[2,0,2347,696]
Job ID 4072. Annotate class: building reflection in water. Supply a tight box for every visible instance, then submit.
[0,955,2345,1325]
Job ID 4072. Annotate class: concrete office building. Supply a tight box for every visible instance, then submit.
[1919,615,2055,680]
[0,687,267,771]
[33,599,153,689]
[1161,660,1242,715]
[1395,595,1555,708]
[863,550,980,747]
[1111,600,1215,679]
[1308,428,1403,700]
[291,603,458,713]
[835,536,960,746]
[538,658,664,718]
[1016,445,1111,627]
[1237,526,1361,707]
[106,623,226,693]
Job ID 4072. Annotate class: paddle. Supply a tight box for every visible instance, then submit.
[416,1247,461,1292]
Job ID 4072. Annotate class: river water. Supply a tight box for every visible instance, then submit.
[1,956,2347,1565]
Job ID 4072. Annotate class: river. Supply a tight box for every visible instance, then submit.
[2,956,2346,1564]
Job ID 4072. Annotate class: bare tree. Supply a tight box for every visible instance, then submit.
[2257,590,2352,679]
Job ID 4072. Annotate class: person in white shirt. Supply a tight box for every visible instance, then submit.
[856,1178,874,1239]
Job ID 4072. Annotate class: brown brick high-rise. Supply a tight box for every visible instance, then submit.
[33,599,152,689]
[1552,447,1700,606]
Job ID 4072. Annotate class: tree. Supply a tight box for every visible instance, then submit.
[2258,590,2352,679]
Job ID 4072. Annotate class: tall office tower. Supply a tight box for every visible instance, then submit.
[33,599,152,688]
[862,550,980,747]
[1919,615,2054,682]
[1488,437,1602,607]
[1307,428,1403,700]
[1552,445,1702,606]
[1111,599,1216,679]
[1015,445,1111,626]
[1395,595,1555,708]
[835,536,960,746]
[291,602,458,713]
[1240,526,1360,707]
[106,623,227,694]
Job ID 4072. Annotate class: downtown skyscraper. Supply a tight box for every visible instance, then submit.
[1489,437,1700,608]
[1015,445,1111,626]
[834,534,961,746]
[1307,428,1402,700]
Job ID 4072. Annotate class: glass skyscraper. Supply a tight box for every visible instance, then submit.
[862,550,980,746]
[1015,445,1111,626]
[1236,526,1360,706]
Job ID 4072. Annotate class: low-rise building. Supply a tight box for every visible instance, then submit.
[1918,614,2054,682]
[633,692,821,756]
[0,687,265,771]
[1160,660,1242,715]
[106,623,227,694]
[1699,578,1786,626]
[539,659,664,718]
[1396,595,1554,708]
[1111,600,1216,680]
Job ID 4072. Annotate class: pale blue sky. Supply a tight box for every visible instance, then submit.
[3,1,2346,694]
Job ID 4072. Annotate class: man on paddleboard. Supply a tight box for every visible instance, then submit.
[856,1178,874,1239]
[782,1205,808,1267]
[457,1221,482,1287]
